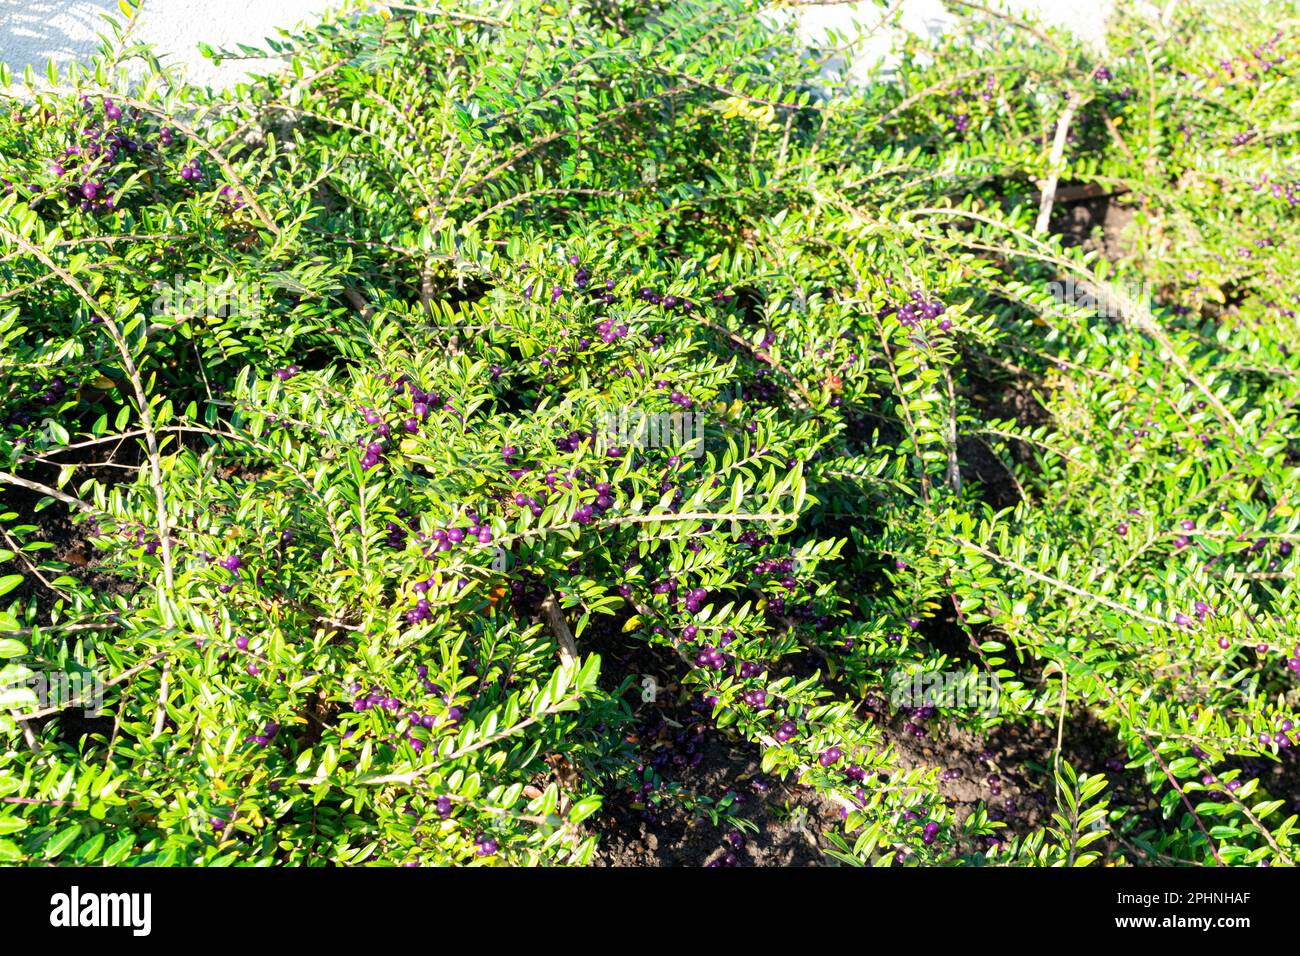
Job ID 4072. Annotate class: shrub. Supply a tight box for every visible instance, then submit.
[1,0,1296,866]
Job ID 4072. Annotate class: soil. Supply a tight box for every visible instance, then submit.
[958,364,1053,508]
[0,460,137,749]
[580,611,1172,867]
[582,617,838,866]
[592,730,837,867]
[0,466,134,625]
[578,598,1172,866]
[880,704,1134,857]
[1049,189,1136,260]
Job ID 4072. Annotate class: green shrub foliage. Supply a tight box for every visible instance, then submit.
[0,0,1297,865]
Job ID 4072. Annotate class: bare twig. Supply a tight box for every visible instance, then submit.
[1036,91,1085,234]
[0,470,96,514]
[540,592,579,669]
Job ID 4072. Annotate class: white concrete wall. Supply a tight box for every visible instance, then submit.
[0,0,343,88]
[0,1,1113,91]
[770,0,1113,87]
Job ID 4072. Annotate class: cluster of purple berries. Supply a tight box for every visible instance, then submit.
[594,317,629,344]
[637,711,710,782]
[124,524,162,556]
[350,673,463,753]
[1210,30,1290,83]
[667,387,693,409]
[898,703,937,740]
[1253,174,1299,207]
[882,289,950,331]
[554,428,596,454]
[3,376,77,437]
[360,437,388,472]
[1253,717,1297,749]
[637,287,697,313]
[245,720,280,748]
[217,184,246,211]
[694,643,730,671]
[48,97,152,214]
[432,513,495,551]
[682,586,709,614]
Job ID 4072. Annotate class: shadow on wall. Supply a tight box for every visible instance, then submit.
[0,0,116,74]
[1,0,1112,91]
[771,0,1112,87]
[0,0,339,89]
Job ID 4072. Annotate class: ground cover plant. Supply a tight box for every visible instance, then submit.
[0,0,1297,866]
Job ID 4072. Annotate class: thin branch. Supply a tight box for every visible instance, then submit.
[1036,90,1085,234]
[540,592,579,669]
